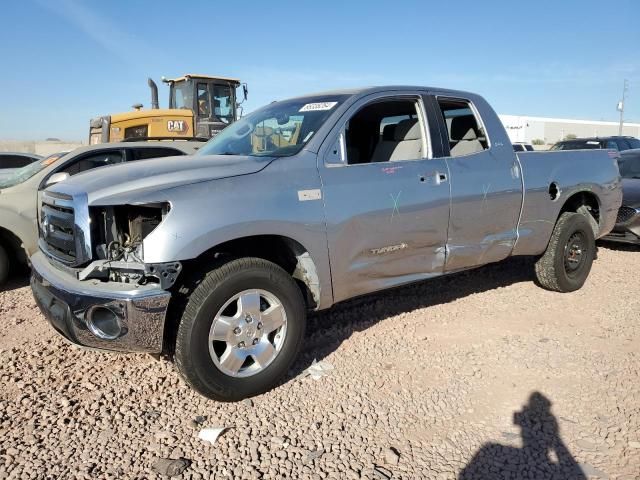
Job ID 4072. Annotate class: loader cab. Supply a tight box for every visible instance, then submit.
[167,75,244,138]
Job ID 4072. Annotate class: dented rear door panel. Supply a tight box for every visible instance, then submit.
[443,146,523,271]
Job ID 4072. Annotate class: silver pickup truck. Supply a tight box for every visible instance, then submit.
[31,86,622,401]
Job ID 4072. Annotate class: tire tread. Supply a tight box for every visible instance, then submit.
[174,257,305,401]
[534,212,594,292]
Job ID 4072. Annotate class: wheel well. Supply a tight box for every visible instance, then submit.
[162,235,320,355]
[0,227,27,266]
[181,235,320,310]
[558,191,600,235]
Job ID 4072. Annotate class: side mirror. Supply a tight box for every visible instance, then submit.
[45,172,70,187]
[242,84,248,102]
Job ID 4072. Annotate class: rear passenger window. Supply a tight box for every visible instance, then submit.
[1,155,34,168]
[62,151,124,176]
[627,138,640,149]
[130,148,183,161]
[436,98,489,157]
[344,99,426,164]
[615,139,631,151]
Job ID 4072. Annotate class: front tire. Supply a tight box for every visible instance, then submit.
[174,257,306,401]
[535,212,595,292]
[0,243,10,286]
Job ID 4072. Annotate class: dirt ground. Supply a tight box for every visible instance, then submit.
[0,242,639,480]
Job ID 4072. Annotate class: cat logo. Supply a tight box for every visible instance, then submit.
[167,120,189,134]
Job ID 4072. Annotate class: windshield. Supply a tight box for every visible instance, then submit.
[618,155,640,179]
[0,152,68,189]
[213,84,234,124]
[550,140,603,150]
[197,94,350,157]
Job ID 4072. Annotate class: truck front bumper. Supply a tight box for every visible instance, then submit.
[30,251,171,353]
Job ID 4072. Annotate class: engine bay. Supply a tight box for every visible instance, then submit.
[80,203,180,287]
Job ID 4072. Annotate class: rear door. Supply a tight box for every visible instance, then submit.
[426,95,523,271]
[319,92,451,302]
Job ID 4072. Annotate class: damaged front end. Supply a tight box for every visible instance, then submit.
[79,203,182,289]
[34,194,179,353]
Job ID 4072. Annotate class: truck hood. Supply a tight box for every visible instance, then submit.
[46,154,274,205]
[621,178,640,208]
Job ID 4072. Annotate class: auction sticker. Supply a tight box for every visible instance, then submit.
[299,102,337,112]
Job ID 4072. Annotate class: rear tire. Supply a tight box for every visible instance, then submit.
[174,257,306,401]
[0,243,10,286]
[535,212,595,292]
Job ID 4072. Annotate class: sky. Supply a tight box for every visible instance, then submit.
[0,0,638,140]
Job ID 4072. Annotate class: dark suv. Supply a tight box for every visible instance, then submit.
[551,136,640,151]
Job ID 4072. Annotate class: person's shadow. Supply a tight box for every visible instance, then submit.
[459,392,586,480]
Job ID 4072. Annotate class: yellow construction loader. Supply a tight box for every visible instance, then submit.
[89,74,247,144]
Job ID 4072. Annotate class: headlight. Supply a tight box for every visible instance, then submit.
[90,203,170,262]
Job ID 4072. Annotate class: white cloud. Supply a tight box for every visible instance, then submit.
[34,0,157,68]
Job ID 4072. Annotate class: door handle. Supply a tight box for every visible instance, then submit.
[420,171,448,185]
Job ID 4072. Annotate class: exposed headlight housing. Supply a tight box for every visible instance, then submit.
[78,203,177,287]
[90,202,170,263]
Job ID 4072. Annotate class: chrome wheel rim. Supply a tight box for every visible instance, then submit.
[208,289,287,378]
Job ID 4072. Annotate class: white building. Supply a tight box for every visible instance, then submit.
[499,114,640,145]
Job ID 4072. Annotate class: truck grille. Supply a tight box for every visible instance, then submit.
[616,206,638,224]
[39,191,92,266]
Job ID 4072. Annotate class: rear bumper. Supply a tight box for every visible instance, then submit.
[602,207,640,244]
[30,251,171,353]
[602,230,640,244]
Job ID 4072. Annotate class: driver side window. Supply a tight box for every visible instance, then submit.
[60,151,124,176]
[344,99,425,165]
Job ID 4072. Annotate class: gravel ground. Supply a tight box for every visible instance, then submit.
[0,243,639,480]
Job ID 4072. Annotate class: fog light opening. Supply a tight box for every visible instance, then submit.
[88,307,122,340]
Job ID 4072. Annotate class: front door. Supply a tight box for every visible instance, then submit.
[319,94,451,303]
